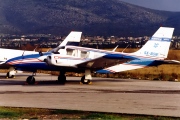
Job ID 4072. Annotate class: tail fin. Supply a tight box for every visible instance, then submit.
[133,27,174,60]
[50,31,82,53]
[59,31,82,47]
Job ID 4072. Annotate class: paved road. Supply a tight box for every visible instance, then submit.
[0,73,180,117]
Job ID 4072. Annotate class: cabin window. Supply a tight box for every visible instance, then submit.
[66,48,90,58]
[81,51,89,58]
[66,49,73,55]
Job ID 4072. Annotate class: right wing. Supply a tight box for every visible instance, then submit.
[77,54,138,70]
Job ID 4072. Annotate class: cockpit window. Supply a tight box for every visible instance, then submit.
[49,46,65,53]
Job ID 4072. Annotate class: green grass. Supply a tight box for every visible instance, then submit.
[0,107,49,119]
[81,113,124,119]
[0,107,179,119]
[0,107,22,118]
[51,109,84,114]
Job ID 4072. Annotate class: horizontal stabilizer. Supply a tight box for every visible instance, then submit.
[160,60,180,64]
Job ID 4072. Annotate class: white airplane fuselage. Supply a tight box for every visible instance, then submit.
[0,48,36,63]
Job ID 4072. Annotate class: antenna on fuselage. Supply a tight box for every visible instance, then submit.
[22,50,25,56]
[122,44,129,53]
[33,46,38,52]
[46,48,51,52]
[112,45,119,52]
[21,46,27,57]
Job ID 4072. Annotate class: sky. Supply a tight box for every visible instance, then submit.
[120,0,180,12]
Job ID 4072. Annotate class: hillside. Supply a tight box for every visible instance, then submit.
[0,0,179,36]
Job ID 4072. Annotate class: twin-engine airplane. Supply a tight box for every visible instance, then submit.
[6,27,180,84]
[0,31,82,78]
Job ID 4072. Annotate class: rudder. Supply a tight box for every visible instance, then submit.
[133,27,174,60]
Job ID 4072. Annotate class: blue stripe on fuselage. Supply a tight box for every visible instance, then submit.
[103,54,138,60]
[15,62,60,71]
[6,52,51,63]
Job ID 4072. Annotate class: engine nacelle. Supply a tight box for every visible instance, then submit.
[37,55,55,65]
[45,54,78,67]
[46,55,54,65]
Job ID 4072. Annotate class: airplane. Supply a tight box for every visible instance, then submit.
[5,27,179,85]
[0,31,82,79]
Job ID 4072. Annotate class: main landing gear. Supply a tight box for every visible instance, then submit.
[25,70,92,85]
[58,71,66,84]
[25,71,67,85]
[26,72,36,85]
[80,70,92,84]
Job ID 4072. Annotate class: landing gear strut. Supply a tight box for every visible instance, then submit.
[81,69,92,84]
[81,75,91,84]
[26,72,36,85]
[58,71,66,84]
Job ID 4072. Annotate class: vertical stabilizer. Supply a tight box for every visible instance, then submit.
[59,31,82,47]
[133,27,174,60]
[50,31,82,53]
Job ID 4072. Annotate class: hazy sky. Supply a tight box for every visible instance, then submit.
[120,0,180,12]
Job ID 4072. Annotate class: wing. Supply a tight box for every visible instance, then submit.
[0,61,12,69]
[161,60,180,64]
[0,61,5,65]
[77,54,138,70]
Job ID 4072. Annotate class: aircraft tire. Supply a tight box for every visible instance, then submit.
[6,72,15,78]
[58,75,66,84]
[26,76,35,85]
[81,75,91,84]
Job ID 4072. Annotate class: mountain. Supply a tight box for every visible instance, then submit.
[0,0,179,36]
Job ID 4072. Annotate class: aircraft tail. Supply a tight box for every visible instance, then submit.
[133,27,174,60]
[96,27,175,74]
[50,31,82,53]
[59,31,82,47]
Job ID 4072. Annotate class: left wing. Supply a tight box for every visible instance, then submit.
[77,54,138,70]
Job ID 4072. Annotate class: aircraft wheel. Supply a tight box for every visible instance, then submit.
[58,75,66,84]
[6,72,15,78]
[26,76,35,85]
[81,75,91,84]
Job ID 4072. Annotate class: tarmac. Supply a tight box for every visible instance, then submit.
[0,73,180,117]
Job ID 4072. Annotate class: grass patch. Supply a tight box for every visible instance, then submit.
[0,107,179,119]
[81,113,179,120]
[81,113,123,119]
[0,107,50,119]
[51,109,84,114]
[0,107,22,118]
